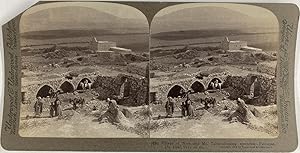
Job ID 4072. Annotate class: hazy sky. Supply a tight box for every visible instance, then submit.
[156,3,277,19]
[22,2,277,25]
[22,2,146,20]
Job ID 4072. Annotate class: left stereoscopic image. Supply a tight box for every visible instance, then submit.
[19,2,150,138]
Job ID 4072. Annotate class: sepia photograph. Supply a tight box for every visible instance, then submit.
[19,2,150,138]
[149,3,279,138]
[1,0,300,151]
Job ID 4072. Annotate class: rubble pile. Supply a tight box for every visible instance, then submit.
[42,49,70,59]
[93,74,148,106]
[257,61,277,76]
[127,62,149,77]
[226,51,257,65]
[223,74,276,106]
[253,52,277,61]
[110,54,128,66]
[93,76,117,99]
[192,58,211,67]
[150,60,170,71]
[22,63,37,71]
[123,53,148,62]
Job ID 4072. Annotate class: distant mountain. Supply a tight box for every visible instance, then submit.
[151,6,278,34]
[151,29,279,41]
[20,6,148,33]
[20,29,150,40]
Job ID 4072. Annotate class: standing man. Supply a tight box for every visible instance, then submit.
[186,99,194,117]
[181,100,186,117]
[39,97,44,115]
[168,97,175,116]
[184,90,192,116]
[165,98,171,118]
[54,97,59,116]
[52,90,60,116]
[56,99,63,119]
[34,97,43,117]
[178,96,186,117]
[48,96,55,117]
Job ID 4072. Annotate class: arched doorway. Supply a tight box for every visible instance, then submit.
[77,78,92,90]
[119,77,130,98]
[167,85,186,98]
[249,76,260,97]
[190,81,205,93]
[36,85,55,98]
[207,78,222,90]
[60,81,75,93]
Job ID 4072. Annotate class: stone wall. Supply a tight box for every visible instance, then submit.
[126,62,149,77]
[21,73,97,105]
[93,74,149,106]
[226,51,257,65]
[257,61,277,76]
[223,74,276,106]
[150,74,227,104]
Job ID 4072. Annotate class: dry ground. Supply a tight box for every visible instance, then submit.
[19,112,140,138]
[150,112,273,138]
[150,90,278,138]
[19,90,278,138]
[19,90,149,138]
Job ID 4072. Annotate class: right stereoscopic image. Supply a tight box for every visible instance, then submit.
[149,3,279,138]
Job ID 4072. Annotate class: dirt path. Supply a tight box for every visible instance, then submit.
[19,105,276,138]
[19,114,140,138]
[151,113,274,138]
